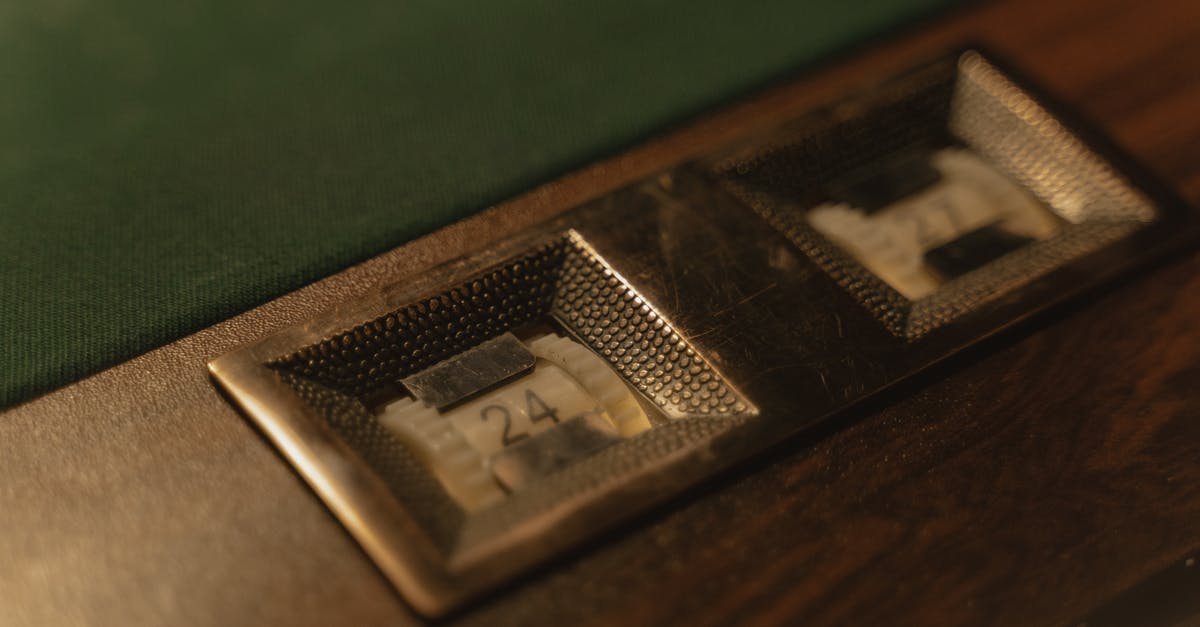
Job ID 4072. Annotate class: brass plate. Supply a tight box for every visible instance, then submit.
[208,50,1198,616]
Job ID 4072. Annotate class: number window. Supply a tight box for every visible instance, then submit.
[807,147,1062,300]
[378,332,650,511]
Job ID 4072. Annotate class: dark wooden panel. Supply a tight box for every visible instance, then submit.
[2,1,1195,625]
[450,0,1200,625]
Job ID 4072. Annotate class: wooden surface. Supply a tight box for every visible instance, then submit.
[457,1,1200,625]
[2,0,1198,625]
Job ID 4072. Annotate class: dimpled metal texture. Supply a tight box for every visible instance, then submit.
[950,53,1155,226]
[713,52,1157,340]
[712,61,955,338]
[281,372,463,552]
[271,240,566,397]
[552,233,751,419]
[268,231,753,555]
[273,232,750,416]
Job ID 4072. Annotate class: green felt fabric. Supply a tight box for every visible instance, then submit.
[0,0,956,408]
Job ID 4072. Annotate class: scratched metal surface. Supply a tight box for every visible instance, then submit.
[3,3,1199,622]
[206,89,1197,611]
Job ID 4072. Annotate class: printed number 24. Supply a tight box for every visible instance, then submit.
[479,389,560,446]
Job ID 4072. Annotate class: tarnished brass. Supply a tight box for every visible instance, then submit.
[208,50,1197,616]
[399,333,535,410]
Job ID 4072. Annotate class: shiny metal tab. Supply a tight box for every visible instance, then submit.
[400,332,534,409]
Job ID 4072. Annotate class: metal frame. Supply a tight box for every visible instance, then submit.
[209,49,1199,616]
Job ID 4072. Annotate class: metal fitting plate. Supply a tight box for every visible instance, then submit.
[208,50,1198,616]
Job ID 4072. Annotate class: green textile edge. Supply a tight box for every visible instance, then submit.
[0,0,958,408]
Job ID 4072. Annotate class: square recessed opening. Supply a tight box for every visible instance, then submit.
[268,231,753,552]
[715,51,1157,339]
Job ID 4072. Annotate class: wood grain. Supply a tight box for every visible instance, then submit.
[2,0,1196,625]
[450,0,1200,625]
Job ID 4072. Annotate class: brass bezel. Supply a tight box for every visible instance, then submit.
[713,52,1158,339]
[209,50,1198,616]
